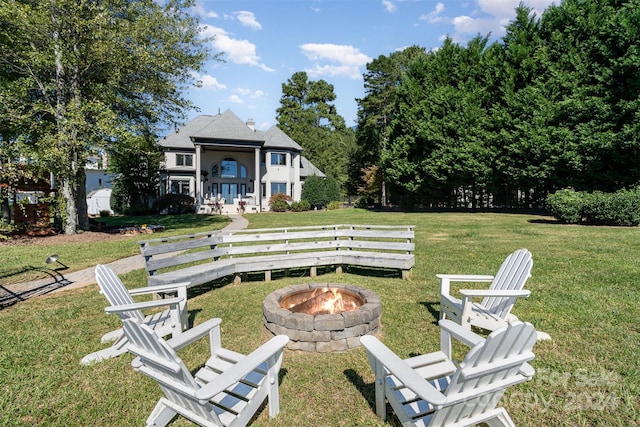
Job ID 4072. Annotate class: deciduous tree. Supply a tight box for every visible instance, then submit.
[0,0,213,233]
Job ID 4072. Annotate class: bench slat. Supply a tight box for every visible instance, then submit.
[141,235,223,257]
[140,224,415,287]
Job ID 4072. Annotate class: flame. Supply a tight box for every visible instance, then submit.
[321,288,344,314]
[287,288,360,315]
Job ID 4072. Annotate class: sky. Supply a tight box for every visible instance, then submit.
[184,0,557,131]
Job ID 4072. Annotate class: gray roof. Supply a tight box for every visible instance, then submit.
[159,110,305,153]
[301,156,325,178]
[159,110,264,149]
[260,126,303,151]
[192,110,264,142]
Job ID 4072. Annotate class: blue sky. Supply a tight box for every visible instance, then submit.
[184,0,557,131]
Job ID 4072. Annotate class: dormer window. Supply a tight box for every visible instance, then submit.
[176,154,193,167]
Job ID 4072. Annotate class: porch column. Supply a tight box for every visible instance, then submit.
[293,152,301,200]
[254,147,261,210]
[195,144,202,203]
[286,152,291,198]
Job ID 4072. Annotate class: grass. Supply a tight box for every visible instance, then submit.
[1,209,639,426]
[1,214,230,284]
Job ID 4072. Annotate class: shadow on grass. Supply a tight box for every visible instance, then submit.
[420,301,441,325]
[98,213,229,231]
[344,368,376,413]
[0,266,72,309]
[343,368,403,426]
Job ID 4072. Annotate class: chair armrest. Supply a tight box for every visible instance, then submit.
[437,274,495,296]
[105,297,184,314]
[165,318,223,351]
[360,335,447,406]
[438,319,484,349]
[519,362,535,378]
[128,282,190,296]
[195,335,289,400]
[436,274,495,282]
[459,289,531,298]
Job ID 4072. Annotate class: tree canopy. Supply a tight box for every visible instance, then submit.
[276,71,356,191]
[354,0,640,208]
[0,0,213,232]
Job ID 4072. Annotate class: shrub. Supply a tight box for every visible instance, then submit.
[545,188,588,224]
[290,200,311,212]
[269,193,291,212]
[327,201,341,210]
[152,194,195,214]
[301,175,340,209]
[0,219,16,240]
[546,187,640,226]
[354,197,368,209]
[99,210,111,217]
[110,180,129,215]
[583,188,640,226]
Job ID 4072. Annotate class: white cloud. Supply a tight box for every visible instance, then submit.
[201,25,274,72]
[477,0,556,18]
[190,2,218,18]
[420,2,445,23]
[195,73,227,90]
[235,11,262,30]
[452,15,497,36]
[235,88,265,99]
[300,43,371,80]
[228,94,243,104]
[228,88,266,106]
[382,0,396,13]
[451,0,557,40]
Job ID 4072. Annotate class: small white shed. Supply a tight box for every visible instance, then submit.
[87,188,113,215]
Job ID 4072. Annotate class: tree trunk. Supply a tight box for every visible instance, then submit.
[61,178,78,234]
[76,167,88,230]
[1,195,10,223]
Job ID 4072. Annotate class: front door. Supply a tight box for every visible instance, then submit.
[220,183,238,203]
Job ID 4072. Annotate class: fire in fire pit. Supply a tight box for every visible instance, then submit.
[284,287,363,315]
[263,283,382,352]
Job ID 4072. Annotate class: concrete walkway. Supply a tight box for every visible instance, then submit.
[0,214,248,307]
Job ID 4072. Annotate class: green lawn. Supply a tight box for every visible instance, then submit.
[1,213,230,284]
[1,209,639,426]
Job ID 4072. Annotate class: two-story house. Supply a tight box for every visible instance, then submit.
[158,109,324,212]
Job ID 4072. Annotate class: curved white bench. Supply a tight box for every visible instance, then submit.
[139,224,415,288]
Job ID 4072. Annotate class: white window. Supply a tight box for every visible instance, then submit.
[176,154,193,167]
[170,179,190,195]
[271,182,286,195]
[271,153,286,166]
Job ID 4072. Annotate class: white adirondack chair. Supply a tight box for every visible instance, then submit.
[438,249,533,332]
[81,264,189,365]
[360,319,537,427]
[114,315,289,427]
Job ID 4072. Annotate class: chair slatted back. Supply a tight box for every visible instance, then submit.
[482,249,533,318]
[431,321,537,426]
[122,318,222,424]
[95,264,144,323]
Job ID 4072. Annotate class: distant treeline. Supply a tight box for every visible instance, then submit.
[353,1,640,209]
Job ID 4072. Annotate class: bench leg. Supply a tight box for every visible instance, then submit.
[265,270,271,282]
[402,269,410,280]
[234,274,241,285]
[310,266,317,278]
[335,265,343,275]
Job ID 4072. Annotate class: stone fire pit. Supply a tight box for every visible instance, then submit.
[262,283,382,352]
